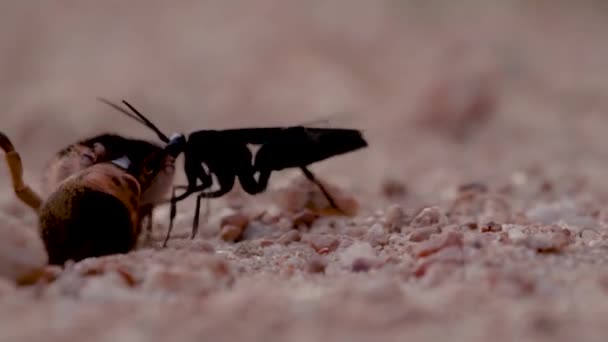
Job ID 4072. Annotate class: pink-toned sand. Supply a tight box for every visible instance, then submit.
[2,2,608,341]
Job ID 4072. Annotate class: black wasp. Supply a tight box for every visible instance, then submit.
[98,98,369,246]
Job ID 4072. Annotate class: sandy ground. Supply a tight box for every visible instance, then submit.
[3,1,608,341]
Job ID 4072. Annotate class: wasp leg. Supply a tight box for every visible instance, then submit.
[299,166,343,213]
[171,185,195,202]
[169,164,214,203]
[0,132,42,211]
[163,180,214,247]
[190,175,236,239]
[163,184,188,247]
[191,192,212,240]
[238,168,271,195]
[194,180,237,198]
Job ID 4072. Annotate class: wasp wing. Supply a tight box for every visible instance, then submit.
[247,126,367,171]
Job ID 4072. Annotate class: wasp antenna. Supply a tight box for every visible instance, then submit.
[96,97,148,126]
[121,100,170,143]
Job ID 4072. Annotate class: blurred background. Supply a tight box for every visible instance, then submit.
[2,0,608,217]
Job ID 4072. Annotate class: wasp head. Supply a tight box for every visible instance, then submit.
[166,133,187,158]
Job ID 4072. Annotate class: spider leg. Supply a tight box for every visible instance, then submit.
[0,133,43,211]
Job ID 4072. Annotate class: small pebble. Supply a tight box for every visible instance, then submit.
[506,226,526,243]
[306,234,340,254]
[220,225,243,242]
[292,209,319,228]
[384,204,407,233]
[276,217,294,231]
[480,221,502,233]
[365,223,389,247]
[411,206,447,228]
[409,226,441,242]
[307,257,327,274]
[220,213,250,230]
[458,181,488,193]
[414,231,464,258]
[339,241,376,267]
[580,228,599,243]
[259,239,274,247]
[277,230,301,245]
[380,178,407,199]
[524,230,571,253]
[352,258,376,273]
